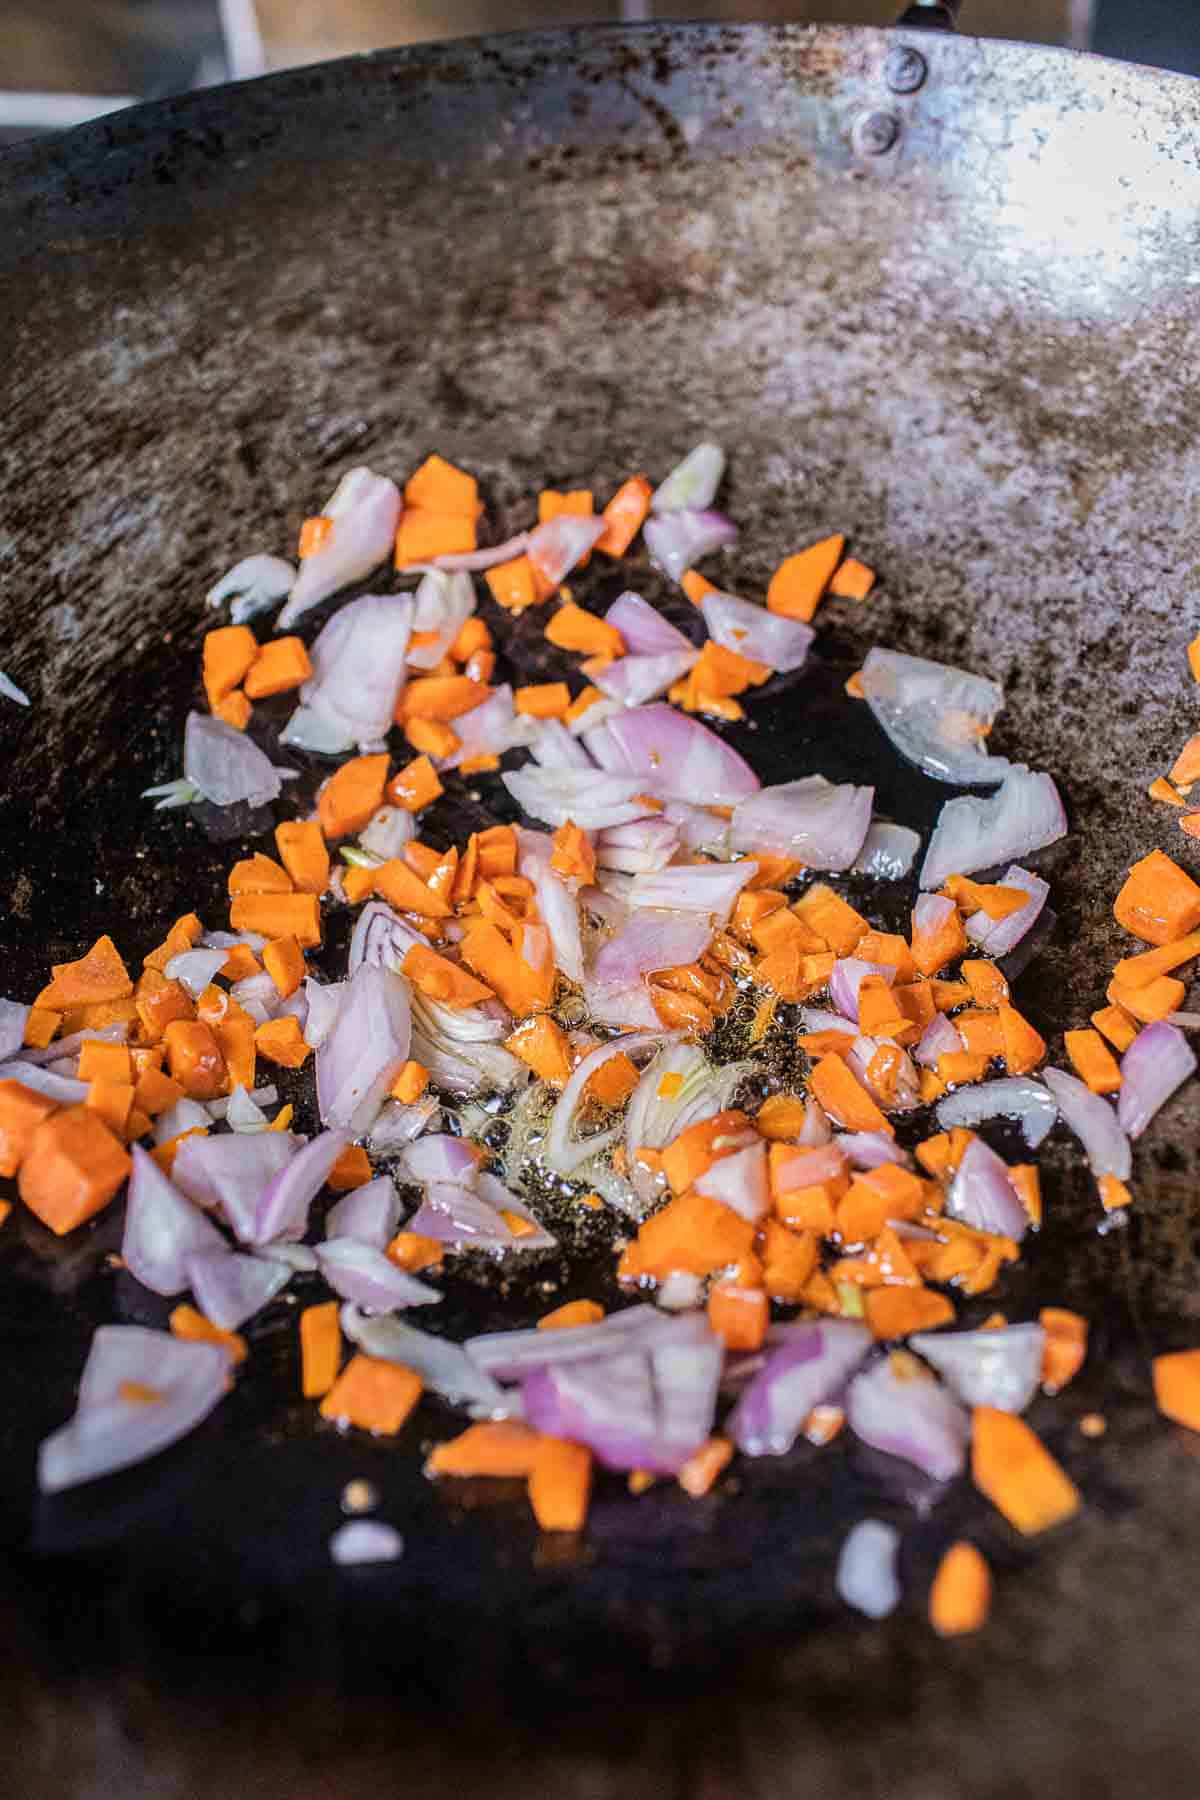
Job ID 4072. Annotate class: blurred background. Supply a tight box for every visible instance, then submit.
[1,0,1197,140]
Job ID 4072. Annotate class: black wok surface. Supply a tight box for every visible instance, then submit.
[2,23,1200,1796]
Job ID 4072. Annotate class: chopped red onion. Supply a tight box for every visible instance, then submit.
[566,690,623,738]
[593,703,759,808]
[183,711,286,808]
[628,861,756,923]
[828,956,898,1023]
[214,1086,271,1132]
[409,1020,528,1097]
[317,964,412,1134]
[595,818,680,874]
[911,1323,1045,1413]
[945,1136,1029,1240]
[851,821,922,880]
[701,589,813,674]
[799,1007,858,1038]
[468,1305,698,1381]
[769,1144,847,1192]
[1117,1021,1197,1138]
[207,552,295,623]
[643,508,737,584]
[528,719,596,772]
[164,948,227,998]
[316,1238,441,1311]
[122,1146,230,1296]
[964,863,1050,955]
[596,649,699,708]
[730,775,873,871]
[407,569,475,670]
[0,669,30,706]
[624,1044,753,1210]
[303,979,345,1050]
[799,1097,834,1146]
[861,648,1009,786]
[0,998,29,1059]
[301,593,414,748]
[17,1022,128,1068]
[919,765,1067,890]
[848,1036,921,1112]
[503,764,654,831]
[186,1248,290,1330]
[329,1520,404,1565]
[348,901,426,978]
[936,1076,1058,1148]
[278,467,401,627]
[651,442,726,513]
[358,807,416,865]
[253,1128,349,1244]
[592,910,713,989]
[279,704,357,757]
[522,1319,723,1473]
[201,928,268,954]
[834,1132,914,1171]
[583,978,662,1031]
[603,591,697,658]
[534,863,585,984]
[254,1241,319,1273]
[527,513,607,587]
[37,1326,232,1494]
[662,800,730,854]
[441,683,536,771]
[693,1140,770,1220]
[1042,1067,1131,1180]
[153,1096,216,1145]
[729,1322,871,1456]
[847,1357,970,1481]
[547,1031,673,1175]
[341,1304,514,1416]
[915,1011,965,1068]
[656,1270,705,1311]
[367,1096,440,1151]
[427,531,530,572]
[912,892,957,945]
[836,1519,901,1620]
[325,1175,401,1248]
[404,1181,547,1253]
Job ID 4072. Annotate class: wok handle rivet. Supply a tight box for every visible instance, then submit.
[885,44,928,93]
[853,110,901,156]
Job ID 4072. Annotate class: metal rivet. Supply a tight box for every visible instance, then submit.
[885,44,928,95]
[853,110,900,157]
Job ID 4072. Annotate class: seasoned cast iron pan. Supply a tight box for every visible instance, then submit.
[3,20,1200,1795]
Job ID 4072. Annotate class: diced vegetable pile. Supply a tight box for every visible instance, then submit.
[5,442,1200,1631]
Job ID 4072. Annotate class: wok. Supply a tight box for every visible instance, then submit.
[2,18,1200,1797]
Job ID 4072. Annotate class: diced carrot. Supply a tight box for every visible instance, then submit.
[149,1126,207,1173]
[485,554,540,614]
[261,934,305,1002]
[400,676,490,723]
[0,1079,59,1178]
[650,986,713,1033]
[680,569,717,605]
[929,1541,991,1637]
[856,931,916,983]
[169,1302,247,1364]
[163,1019,226,1100]
[766,535,845,623]
[774,1183,838,1236]
[915,1131,954,1178]
[544,602,625,659]
[229,893,322,948]
[943,877,1031,921]
[528,1437,592,1531]
[961,960,1009,1008]
[459,753,499,774]
[1113,849,1200,946]
[215,690,252,730]
[35,934,132,1011]
[563,684,606,727]
[1153,1348,1200,1431]
[298,515,332,557]
[972,1407,1080,1534]
[1098,1173,1131,1212]
[18,1104,131,1235]
[404,717,460,760]
[690,641,771,697]
[1091,1004,1137,1052]
[857,976,913,1041]
[753,1094,809,1141]
[1009,1163,1042,1227]
[910,901,967,977]
[753,1218,816,1298]
[789,884,863,955]
[402,943,494,1009]
[390,1060,430,1104]
[327,1144,372,1192]
[86,1076,134,1141]
[707,1283,768,1350]
[375,858,451,919]
[318,1354,422,1434]
[76,1041,132,1085]
[1112,928,1200,989]
[619,1187,756,1282]
[317,753,390,838]
[272,820,329,896]
[1170,733,1200,786]
[386,755,443,815]
[660,1110,752,1195]
[228,852,294,896]
[677,1436,734,1497]
[538,1300,606,1331]
[242,636,312,700]
[594,474,652,558]
[585,1052,640,1108]
[505,1014,572,1087]
[404,454,479,516]
[22,1007,61,1049]
[837,1165,924,1243]
[550,820,595,886]
[126,1107,152,1142]
[515,682,571,720]
[217,944,260,983]
[539,488,594,529]
[202,624,258,708]
[395,511,477,568]
[931,979,972,1012]
[1189,634,1200,684]
[340,866,376,907]
[955,1010,1003,1057]
[1040,1308,1088,1392]
[997,1002,1046,1075]
[1149,776,1186,807]
[828,557,876,601]
[427,1420,541,1478]
[133,1064,185,1119]
[254,1017,311,1068]
[300,1300,342,1398]
[459,920,553,1017]
[386,1230,444,1273]
[809,1054,892,1136]
[866,1287,954,1338]
[1064,1028,1121,1094]
[450,616,492,663]
[1107,972,1185,1023]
